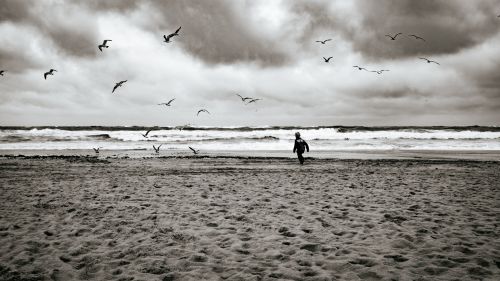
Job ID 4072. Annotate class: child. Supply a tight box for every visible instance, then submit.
[293,132,309,164]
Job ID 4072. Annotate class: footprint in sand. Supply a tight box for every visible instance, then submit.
[384,254,409,262]
[349,258,378,267]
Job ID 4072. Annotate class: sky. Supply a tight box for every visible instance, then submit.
[0,0,499,126]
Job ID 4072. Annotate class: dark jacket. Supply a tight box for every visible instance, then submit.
[293,138,309,154]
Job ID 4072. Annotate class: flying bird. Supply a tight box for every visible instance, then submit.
[353,66,367,71]
[112,80,127,93]
[0,70,5,76]
[323,57,333,63]
[385,33,402,40]
[236,94,252,102]
[246,98,261,105]
[177,124,192,130]
[371,70,390,74]
[315,39,332,44]
[197,109,210,116]
[163,26,181,43]
[419,57,440,65]
[153,144,162,153]
[158,98,175,106]
[142,129,153,138]
[44,69,57,80]
[98,40,112,51]
[93,147,102,153]
[189,146,199,154]
[408,34,425,42]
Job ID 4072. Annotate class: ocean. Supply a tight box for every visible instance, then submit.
[0,126,499,153]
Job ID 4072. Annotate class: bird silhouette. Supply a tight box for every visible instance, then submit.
[323,57,333,63]
[142,129,153,138]
[408,34,425,42]
[371,70,390,74]
[98,40,112,51]
[419,57,440,65]
[93,147,102,153]
[0,70,5,76]
[353,66,368,71]
[197,109,210,116]
[44,69,57,80]
[246,98,261,105]
[385,33,402,40]
[236,94,252,102]
[163,26,181,43]
[315,39,332,44]
[158,98,175,106]
[112,80,127,93]
[189,146,199,154]
[177,124,192,130]
[153,144,162,153]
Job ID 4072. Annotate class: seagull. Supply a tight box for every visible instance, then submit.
[98,40,112,51]
[419,57,440,65]
[177,124,192,130]
[371,70,390,74]
[315,39,332,44]
[153,144,162,153]
[163,26,181,43]
[0,70,5,76]
[353,66,368,71]
[142,129,153,138]
[323,57,333,63]
[158,98,175,106]
[93,147,102,153]
[112,80,127,93]
[197,109,210,116]
[189,146,199,154]
[408,34,425,42]
[236,94,252,102]
[385,33,402,40]
[246,98,261,104]
[44,69,57,80]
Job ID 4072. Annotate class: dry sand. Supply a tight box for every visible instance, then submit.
[0,156,499,281]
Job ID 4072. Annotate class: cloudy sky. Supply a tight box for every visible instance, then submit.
[1,0,499,126]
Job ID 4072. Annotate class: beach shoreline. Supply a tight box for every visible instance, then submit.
[1,156,499,280]
[1,148,499,161]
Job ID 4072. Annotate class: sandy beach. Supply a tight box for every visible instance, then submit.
[0,156,499,280]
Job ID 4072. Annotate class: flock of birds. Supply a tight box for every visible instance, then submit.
[0,25,264,156]
[317,31,442,74]
[2,14,500,155]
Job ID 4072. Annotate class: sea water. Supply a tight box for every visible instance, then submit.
[1,126,499,152]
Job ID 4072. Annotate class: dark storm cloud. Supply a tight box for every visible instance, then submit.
[43,23,98,57]
[0,47,41,73]
[0,0,31,22]
[289,1,347,44]
[139,0,289,66]
[0,1,99,59]
[78,0,139,12]
[288,0,500,60]
[351,0,500,60]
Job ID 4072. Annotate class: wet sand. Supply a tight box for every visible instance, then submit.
[0,156,499,280]
[2,149,500,161]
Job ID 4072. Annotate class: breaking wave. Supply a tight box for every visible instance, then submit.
[0,126,499,151]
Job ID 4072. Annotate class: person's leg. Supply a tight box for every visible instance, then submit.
[298,153,304,164]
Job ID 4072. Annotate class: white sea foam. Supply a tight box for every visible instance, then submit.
[0,127,499,151]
